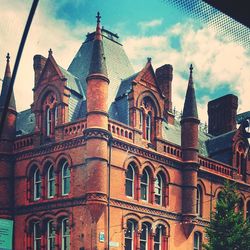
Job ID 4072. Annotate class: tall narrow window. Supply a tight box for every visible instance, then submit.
[140,223,150,250]
[194,232,202,250]
[126,164,135,198]
[140,109,144,130]
[62,161,70,195]
[46,108,52,136]
[146,113,152,141]
[47,165,55,198]
[54,106,58,126]
[34,169,41,201]
[47,220,55,250]
[154,225,164,250]
[125,220,136,250]
[238,198,244,214]
[141,169,149,201]
[155,174,163,205]
[62,218,70,250]
[247,201,250,221]
[33,222,41,250]
[196,185,202,217]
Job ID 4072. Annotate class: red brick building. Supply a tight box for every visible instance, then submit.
[0,13,250,250]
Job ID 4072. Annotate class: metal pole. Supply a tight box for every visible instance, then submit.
[0,0,39,138]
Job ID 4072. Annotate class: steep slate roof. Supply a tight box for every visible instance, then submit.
[68,28,134,108]
[14,27,249,168]
[205,130,235,165]
[16,109,35,136]
[162,120,212,157]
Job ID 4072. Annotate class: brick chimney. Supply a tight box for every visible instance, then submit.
[155,64,174,124]
[208,94,238,136]
[33,54,47,86]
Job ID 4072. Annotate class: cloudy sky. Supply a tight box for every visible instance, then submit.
[0,0,249,122]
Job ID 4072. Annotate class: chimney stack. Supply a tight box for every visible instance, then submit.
[33,55,47,86]
[156,64,174,124]
[208,94,238,136]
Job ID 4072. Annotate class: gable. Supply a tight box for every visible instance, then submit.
[38,56,64,85]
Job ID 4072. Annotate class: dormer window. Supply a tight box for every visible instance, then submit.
[42,92,58,137]
[46,108,52,136]
[236,142,247,176]
[146,112,152,141]
[140,97,156,142]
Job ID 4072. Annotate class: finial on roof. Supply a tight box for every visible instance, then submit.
[4,53,11,78]
[189,64,193,73]
[95,12,102,41]
[96,11,101,23]
[182,64,198,119]
[48,48,53,56]
[188,64,193,86]
[147,57,152,63]
[6,53,10,63]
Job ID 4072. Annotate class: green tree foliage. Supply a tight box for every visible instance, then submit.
[204,181,250,250]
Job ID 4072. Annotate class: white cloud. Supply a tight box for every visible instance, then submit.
[138,19,163,33]
[0,0,92,112]
[123,20,250,122]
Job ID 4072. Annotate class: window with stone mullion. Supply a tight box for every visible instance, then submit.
[141,169,149,201]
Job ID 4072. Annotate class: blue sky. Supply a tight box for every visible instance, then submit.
[0,0,249,122]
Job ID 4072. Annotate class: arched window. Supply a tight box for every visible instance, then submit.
[126,163,135,198]
[62,161,70,195]
[46,107,52,136]
[33,222,41,250]
[155,174,163,205]
[154,224,168,250]
[238,198,244,214]
[146,112,152,141]
[54,106,58,126]
[62,218,70,250]
[247,201,250,221]
[141,169,149,201]
[140,97,156,142]
[140,109,144,130]
[34,169,41,201]
[47,164,55,198]
[196,185,202,217]
[140,222,151,250]
[194,232,202,250]
[47,220,55,250]
[42,92,57,137]
[125,220,137,250]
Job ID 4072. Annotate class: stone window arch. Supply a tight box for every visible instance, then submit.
[140,96,157,142]
[193,231,202,250]
[126,162,138,199]
[42,91,58,138]
[196,185,203,217]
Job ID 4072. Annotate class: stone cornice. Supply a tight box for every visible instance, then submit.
[15,196,86,215]
[15,136,85,161]
[111,198,182,221]
[112,139,183,169]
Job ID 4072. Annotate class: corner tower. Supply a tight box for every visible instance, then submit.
[84,12,111,222]
[0,54,16,219]
[180,65,200,236]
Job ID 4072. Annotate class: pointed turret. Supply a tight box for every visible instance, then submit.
[0,53,16,111]
[182,64,198,120]
[88,11,108,77]
[84,13,112,249]
[180,65,200,236]
[0,54,16,220]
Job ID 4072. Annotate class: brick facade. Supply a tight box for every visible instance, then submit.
[0,14,250,250]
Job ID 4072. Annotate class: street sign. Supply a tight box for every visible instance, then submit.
[99,232,105,242]
[0,219,13,250]
[109,241,119,247]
